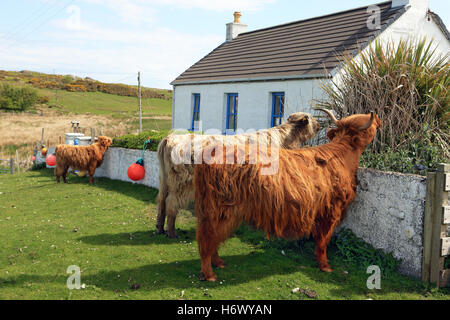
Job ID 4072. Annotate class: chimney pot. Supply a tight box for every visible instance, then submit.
[226,12,248,42]
[234,12,242,23]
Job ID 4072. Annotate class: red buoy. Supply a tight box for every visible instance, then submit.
[127,163,145,181]
[32,155,36,161]
[46,154,56,167]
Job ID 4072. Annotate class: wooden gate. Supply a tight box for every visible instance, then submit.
[422,164,450,288]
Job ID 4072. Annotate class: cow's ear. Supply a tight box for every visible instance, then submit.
[327,128,338,141]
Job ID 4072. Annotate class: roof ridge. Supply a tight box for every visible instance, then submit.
[429,11,450,41]
[238,1,394,37]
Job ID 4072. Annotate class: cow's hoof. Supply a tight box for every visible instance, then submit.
[156,229,166,235]
[213,260,227,269]
[200,272,217,282]
[166,233,179,239]
[320,266,333,273]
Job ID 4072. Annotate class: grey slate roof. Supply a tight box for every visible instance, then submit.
[172,1,406,85]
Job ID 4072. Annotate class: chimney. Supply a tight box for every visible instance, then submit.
[392,0,429,13]
[226,12,248,42]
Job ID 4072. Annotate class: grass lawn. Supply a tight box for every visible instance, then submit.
[0,169,449,300]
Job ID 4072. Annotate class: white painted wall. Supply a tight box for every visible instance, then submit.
[172,79,328,132]
[376,2,449,56]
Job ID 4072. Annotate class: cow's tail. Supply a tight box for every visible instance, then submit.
[156,136,169,232]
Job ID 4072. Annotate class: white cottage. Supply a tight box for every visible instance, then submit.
[171,0,449,133]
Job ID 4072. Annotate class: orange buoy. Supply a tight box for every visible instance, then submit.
[127,162,145,181]
[46,154,56,167]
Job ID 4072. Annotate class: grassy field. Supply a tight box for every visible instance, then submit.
[0,169,449,300]
[40,88,172,118]
[0,74,173,165]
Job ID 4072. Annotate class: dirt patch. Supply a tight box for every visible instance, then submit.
[141,116,172,121]
[0,109,131,166]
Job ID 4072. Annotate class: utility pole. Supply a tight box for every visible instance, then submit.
[138,71,142,133]
[53,69,58,104]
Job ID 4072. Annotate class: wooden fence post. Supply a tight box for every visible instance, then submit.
[91,128,95,144]
[422,172,436,283]
[426,164,450,288]
[41,128,45,147]
[9,158,14,174]
[15,150,20,174]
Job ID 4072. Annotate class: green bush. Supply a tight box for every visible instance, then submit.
[332,229,400,275]
[0,83,38,111]
[359,127,447,174]
[316,39,450,175]
[112,130,170,151]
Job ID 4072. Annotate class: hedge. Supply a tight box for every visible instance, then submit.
[112,130,170,151]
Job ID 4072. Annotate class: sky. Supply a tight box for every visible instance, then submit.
[0,0,448,89]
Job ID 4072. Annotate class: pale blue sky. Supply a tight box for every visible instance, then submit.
[0,0,448,89]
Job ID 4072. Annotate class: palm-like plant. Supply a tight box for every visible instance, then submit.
[316,38,449,170]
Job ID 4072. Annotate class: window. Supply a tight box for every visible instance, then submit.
[226,93,238,134]
[271,92,285,127]
[191,94,201,131]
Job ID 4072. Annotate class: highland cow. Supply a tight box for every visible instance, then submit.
[54,136,113,184]
[194,111,381,281]
[156,112,320,238]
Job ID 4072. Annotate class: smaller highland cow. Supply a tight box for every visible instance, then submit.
[54,136,113,184]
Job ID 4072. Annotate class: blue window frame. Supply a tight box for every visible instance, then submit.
[271,92,285,127]
[191,94,201,131]
[226,93,238,134]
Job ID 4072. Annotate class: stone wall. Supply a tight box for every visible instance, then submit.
[94,148,159,189]
[340,168,427,278]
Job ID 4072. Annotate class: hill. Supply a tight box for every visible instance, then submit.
[0,70,173,165]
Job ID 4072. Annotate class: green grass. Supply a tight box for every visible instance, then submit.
[0,169,448,300]
[39,89,172,117]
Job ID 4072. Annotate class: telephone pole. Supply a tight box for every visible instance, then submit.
[138,71,142,133]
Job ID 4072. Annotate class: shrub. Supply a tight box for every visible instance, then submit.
[37,96,50,104]
[332,229,400,275]
[62,75,74,84]
[316,39,449,174]
[0,83,38,111]
[112,130,170,151]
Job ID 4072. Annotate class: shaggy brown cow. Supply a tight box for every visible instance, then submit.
[194,111,381,281]
[54,136,113,184]
[156,112,320,238]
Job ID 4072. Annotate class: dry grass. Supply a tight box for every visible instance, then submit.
[0,108,130,168]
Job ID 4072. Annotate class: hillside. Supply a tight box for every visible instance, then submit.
[0,70,173,165]
[0,70,172,117]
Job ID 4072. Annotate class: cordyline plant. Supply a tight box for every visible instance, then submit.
[315,38,449,173]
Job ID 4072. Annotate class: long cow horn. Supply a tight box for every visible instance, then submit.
[359,111,375,130]
[316,108,338,124]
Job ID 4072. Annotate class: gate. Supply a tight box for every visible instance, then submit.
[422,164,450,288]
